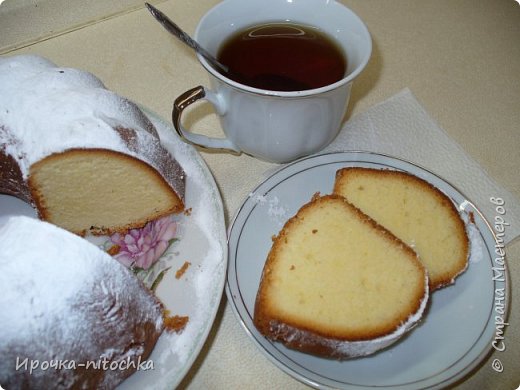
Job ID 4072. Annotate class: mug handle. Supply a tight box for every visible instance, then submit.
[172,86,241,155]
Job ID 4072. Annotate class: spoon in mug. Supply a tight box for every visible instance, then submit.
[145,3,311,91]
[144,2,230,75]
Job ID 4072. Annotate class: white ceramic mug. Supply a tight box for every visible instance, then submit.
[172,0,371,163]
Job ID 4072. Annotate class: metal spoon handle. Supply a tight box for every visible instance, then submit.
[145,3,229,74]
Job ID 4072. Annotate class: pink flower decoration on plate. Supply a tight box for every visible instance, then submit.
[110,216,178,270]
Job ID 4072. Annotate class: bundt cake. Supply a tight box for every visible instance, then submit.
[334,167,469,290]
[0,215,164,389]
[0,55,185,236]
[254,194,429,359]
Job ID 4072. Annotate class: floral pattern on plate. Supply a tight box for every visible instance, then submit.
[98,214,183,290]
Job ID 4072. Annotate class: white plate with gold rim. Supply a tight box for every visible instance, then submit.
[0,108,227,389]
[226,151,509,389]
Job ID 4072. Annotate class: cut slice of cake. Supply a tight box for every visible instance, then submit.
[0,55,185,236]
[334,167,469,290]
[254,194,429,359]
[28,148,183,236]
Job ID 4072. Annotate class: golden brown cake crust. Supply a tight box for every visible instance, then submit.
[334,167,469,290]
[254,194,428,358]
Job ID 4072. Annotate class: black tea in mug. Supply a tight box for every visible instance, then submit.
[217,22,347,92]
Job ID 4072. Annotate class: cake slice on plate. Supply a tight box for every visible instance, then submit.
[254,194,429,359]
[334,167,469,290]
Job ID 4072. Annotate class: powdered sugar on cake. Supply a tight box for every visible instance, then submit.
[0,55,185,197]
[0,216,163,388]
[0,215,163,340]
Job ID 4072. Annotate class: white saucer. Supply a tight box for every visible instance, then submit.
[226,151,508,389]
